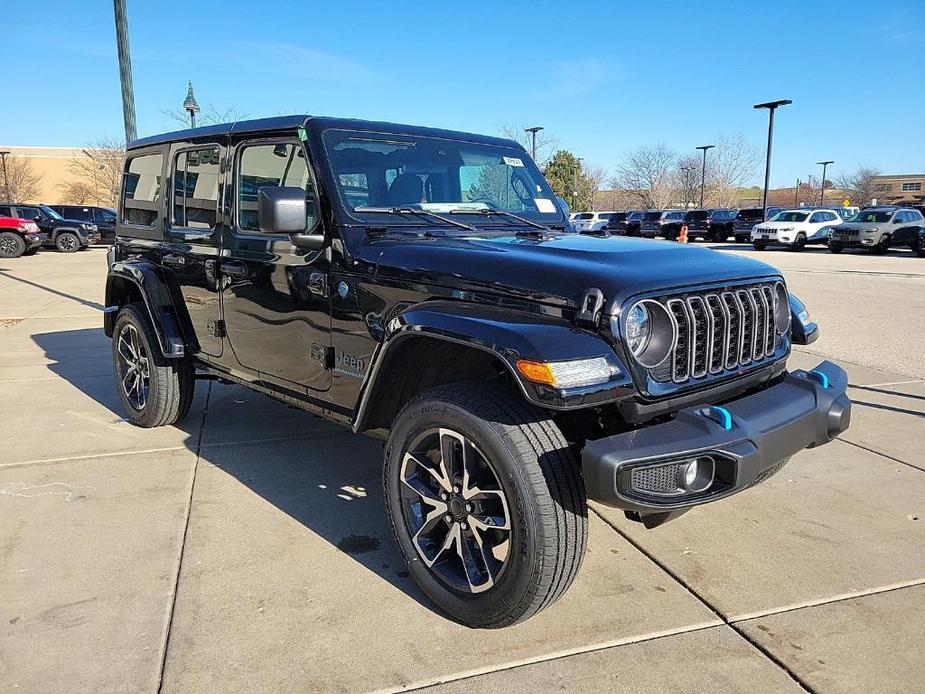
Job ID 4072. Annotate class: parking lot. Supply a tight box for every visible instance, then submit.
[1,243,922,692]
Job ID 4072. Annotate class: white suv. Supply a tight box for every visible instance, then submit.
[752,208,844,251]
[572,211,616,232]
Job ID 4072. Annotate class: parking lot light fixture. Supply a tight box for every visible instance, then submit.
[817,160,834,206]
[696,145,714,209]
[754,99,792,220]
[184,81,201,128]
[525,126,543,162]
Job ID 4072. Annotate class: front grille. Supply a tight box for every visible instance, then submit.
[659,282,782,385]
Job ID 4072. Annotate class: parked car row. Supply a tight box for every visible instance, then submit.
[0,203,113,258]
[575,204,923,256]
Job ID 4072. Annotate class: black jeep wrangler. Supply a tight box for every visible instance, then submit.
[104,116,850,628]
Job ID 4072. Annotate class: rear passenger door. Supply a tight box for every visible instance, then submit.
[220,137,332,392]
[163,141,225,358]
[892,211,919,247]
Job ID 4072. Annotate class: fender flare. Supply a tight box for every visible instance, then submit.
[353,301,630,430]
[104,261,191,358]
[51,226,82,241]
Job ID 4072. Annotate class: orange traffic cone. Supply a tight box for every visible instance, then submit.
[679,225,688,243]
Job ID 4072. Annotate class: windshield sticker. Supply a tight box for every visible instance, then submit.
[503,156,524,167]
[534,198,557,213]
[420,202,489,213]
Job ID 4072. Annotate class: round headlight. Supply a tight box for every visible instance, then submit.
[774,282,790,334]
[616,300,676,368]
[626,303,650,356]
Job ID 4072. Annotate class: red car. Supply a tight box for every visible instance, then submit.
[0,216,48,258]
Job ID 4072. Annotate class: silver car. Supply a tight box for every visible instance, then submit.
[828,207,925,254]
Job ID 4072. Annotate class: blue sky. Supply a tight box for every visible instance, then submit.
[3,0,923,186]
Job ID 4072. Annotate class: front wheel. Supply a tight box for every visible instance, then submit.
[871,235,890,255]
[828,241,844,254]
[112,304,195,427]
[384,383,588,628]
[0,232,26,258]
[711,231,729,242]
[55,232,80,253]
[789,233,806,251]
[752,241,767,251]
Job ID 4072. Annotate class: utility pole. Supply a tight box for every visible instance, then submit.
[0,151,11,202]
[696,145,714,209]
[817,160,834,206]
[184,82,201,128]
[112,0,137,142]
[524,126,543,162]
[572,157,583,211]
[795,178,800,207]
[754,99,792,220]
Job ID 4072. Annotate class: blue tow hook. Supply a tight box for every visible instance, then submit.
[809,369,830,389]
[703,405,733,431]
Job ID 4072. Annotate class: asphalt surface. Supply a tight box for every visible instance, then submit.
[0,244,922,693]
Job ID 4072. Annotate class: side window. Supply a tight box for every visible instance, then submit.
[237,142,315,233]
[15,207,40,221]
[122,153,163,227]
[95,208,117,224]
[808,212,823,223]
[172,147,220,230]
[70,207,92,221]
[0,205,12,217]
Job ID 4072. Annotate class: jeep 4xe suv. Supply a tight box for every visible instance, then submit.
[104,116,851,628]
[0,215,47,257]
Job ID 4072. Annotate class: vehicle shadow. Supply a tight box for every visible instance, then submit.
[32,327,434,613]
[0,268,105,311]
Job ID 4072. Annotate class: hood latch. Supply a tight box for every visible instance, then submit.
[576,288,605,328]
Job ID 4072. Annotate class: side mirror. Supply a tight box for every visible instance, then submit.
[257,186,324,250]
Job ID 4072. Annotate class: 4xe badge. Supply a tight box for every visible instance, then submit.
[334,351,366,378]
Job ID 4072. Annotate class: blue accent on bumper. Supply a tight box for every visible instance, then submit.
[707,405,733,430]
[809,369,829,389]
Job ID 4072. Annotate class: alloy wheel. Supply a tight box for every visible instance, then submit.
[399,428,512,594]
[58,234,77,251]
[0,235,19,256]
[116,323,150,410]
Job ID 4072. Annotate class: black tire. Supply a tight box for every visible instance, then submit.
[111,303,195,428]
[664,228,678,242]
[735,235,748,243]
[23,247,39,256]
[55,232,80,253]
[0,231,26,258]
[789,233,806,252]
[711,231,729,243]
[752,242,766,251]
[828,241,843,254]
[384,382,587,628]
[871,235,890,255]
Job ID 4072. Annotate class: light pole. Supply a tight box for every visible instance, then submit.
[573,157,583,211]
[112,0,137,142]
[754,99,792,220]
[681,165,694,208]
[184,81,201,128]
[0,151,11,202]
[696,144,714,208]
[524,126,543,162]
[817,160,833,205]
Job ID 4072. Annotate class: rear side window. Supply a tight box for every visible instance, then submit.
[95,208,117,224]
[122,153,163,227]
[64,206,92,221]
[172,148,220,230]
[237,142,316,233]
[576,213,594,220]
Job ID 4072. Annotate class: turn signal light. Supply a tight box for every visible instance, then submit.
[515,357,615,389]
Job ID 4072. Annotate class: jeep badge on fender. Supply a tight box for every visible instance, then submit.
[104,115,851,628]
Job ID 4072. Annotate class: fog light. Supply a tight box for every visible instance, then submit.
[679,456,715,493]
[684,460,699,487]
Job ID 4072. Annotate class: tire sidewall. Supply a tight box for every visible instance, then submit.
[384,397,543,627]
[0,232,26,258]
[56,232,80,253]
[111,305,166,426]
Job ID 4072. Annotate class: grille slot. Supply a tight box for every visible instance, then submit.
[631,463,686,495]
[652,282,782,385]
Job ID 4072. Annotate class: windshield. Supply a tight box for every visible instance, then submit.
[736,208,763,220]
[39,205,63,220]
[608,212,628,222]
[643,211,662,221]
[685,210,708,220]
[322,129,563,223]
[770,212,809,222]
[850,210,892,223]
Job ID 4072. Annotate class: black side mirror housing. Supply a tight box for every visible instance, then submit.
[257,186,324,250]
[789,293,818,345]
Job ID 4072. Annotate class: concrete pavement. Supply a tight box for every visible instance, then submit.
[0,247,922,692]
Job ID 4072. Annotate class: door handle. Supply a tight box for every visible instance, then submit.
[163,254,186,267]
[220,262,248,278]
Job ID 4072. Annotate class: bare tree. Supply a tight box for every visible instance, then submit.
[497,123,559,167]
[704,133,761,207]
[614,144,678,209]
[1,155,44,202]
[582,165,607,210]
[836,165,882,207]
[675,153,701,209]
[162,104,250,128]
[66,138,125,207]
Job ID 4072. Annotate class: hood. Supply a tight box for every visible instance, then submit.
[757,221,806,230]
[837,222,879,231]
[365,231,782,311]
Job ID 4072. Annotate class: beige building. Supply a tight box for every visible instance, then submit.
[0,145,91,204]
[870,173,925,206]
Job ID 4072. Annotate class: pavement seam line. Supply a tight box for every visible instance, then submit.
[0,445,188,470]
[728,578,925,624]
[156,381,212,694]
[591,507,817,694]
[836,436,924,473]
[380,621,725,694]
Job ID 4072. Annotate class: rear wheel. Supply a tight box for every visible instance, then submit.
[828,241,844,254]
[0,232,26,258]
[664,228,678,242]
[112,304,195,428]
[55,232,80,253]
[789,233,806,251]
[384,383,587,628]
[711,230,729,242]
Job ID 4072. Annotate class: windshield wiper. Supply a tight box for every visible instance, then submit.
[354,206,475,231]
[450,207,552,233]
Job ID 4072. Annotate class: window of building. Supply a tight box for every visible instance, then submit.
[122,153,163,227]
[173,148,220,229]
[875,183,892,192]
[901,182,922,192]
[237,142,315,232]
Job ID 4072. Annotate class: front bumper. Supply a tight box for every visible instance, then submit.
[582,360,850,524]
